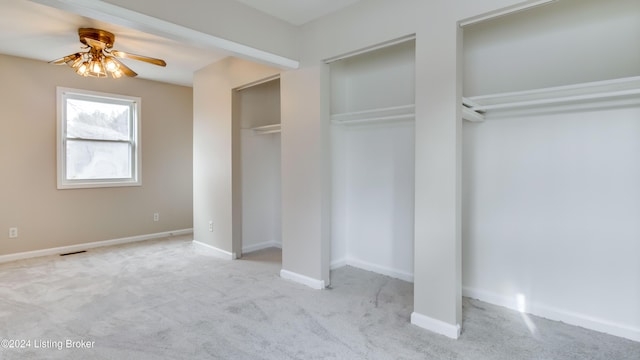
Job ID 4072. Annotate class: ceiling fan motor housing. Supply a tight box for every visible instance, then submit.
[79,28,115,49]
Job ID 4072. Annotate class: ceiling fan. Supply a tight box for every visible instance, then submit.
[50,28,167,79]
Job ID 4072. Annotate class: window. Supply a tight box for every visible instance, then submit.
[57,87,141,189]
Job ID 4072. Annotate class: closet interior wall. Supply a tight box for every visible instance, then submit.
[462,0,640,341]
[237,79,282,254]
[330,40,416,282]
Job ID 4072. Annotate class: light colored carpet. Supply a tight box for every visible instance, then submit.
[0,235,638,359]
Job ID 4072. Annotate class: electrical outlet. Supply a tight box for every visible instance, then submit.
[208,221,213,232]
[153,213,160,222]
[9,227,18,239]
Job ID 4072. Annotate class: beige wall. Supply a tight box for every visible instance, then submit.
[0,54,193,256]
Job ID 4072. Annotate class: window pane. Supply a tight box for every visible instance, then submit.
[66,140,132,180]
[66,98,130,140]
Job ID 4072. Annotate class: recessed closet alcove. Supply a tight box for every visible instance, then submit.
[461,0,640,340]
[234,78,282,257]
[330,39,416,281]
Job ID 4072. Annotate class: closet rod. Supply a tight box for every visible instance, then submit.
[252,123,281,135]
[254,129,281,135]
[252,124,281,131]
[469,88,640,112]
[331,104,414,119]
[332,114,414,125]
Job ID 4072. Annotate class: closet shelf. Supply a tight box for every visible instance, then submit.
[251,124,281,135]
[331,104,415,125]
[463,76,640,113]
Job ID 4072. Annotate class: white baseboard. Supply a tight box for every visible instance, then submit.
[192,241,237,260]
[280,269,326,290]
[242,241,282,254]
[411,312,461,339]
[463,286,640,343]
[332,257,414,283]
[0,229,193,264]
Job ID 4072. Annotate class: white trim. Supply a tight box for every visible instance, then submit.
[411,312,461,339]
[235,75,281,91]
[458,0,558,27]
[29,0,299,70]
[280,269,326,290]
[0,229,193,264]
[192,241,237,260]
[343,257,414,283]
[324,34,416,64]
[463,286,640,342]
[56,87,142,189]
[242,241,281,254]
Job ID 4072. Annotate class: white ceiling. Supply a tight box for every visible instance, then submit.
[234,0,362,26]
[0,0,361,86]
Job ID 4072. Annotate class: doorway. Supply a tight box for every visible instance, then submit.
[234,78,282,261]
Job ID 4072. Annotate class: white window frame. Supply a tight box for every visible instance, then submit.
[57,87,142,189]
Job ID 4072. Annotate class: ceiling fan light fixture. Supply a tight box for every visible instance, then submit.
[75,62,89,76]
[69,56,84,69]
[88,59,106,78]
[114,69,125,78]
[67,55,81,67]
[50,28,166,79]
[104,57,119,72]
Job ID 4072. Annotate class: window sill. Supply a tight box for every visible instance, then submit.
[57,179,142,190]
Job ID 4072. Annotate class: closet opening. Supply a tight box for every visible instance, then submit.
[461,0,640,342]
[233,77,282,266]
[329,39,416,283]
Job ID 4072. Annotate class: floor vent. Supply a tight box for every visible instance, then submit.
[60,250,87,256]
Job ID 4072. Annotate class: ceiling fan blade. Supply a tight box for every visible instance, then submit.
[110,57,138,77]
[49,53,82,65]
[111,50,166,67]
